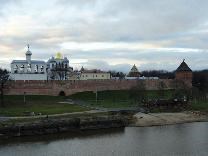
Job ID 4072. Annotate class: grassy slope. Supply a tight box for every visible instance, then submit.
[0,90,207,117]
[191,100,208,111]
[69,90,175,108]
[69,90,208,111]
[0,95,89,116]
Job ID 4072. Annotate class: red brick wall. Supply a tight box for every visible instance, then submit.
[5,79,189,96]
[175,71,192,87]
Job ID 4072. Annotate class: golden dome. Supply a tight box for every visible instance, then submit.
[55,52,63,59]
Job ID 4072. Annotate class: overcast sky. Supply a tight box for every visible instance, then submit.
[0,0,208,73]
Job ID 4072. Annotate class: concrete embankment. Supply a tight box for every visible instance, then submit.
[0,112,132,139]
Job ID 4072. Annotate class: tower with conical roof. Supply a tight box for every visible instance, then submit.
[128,64,140,77]
[175,59,192,85]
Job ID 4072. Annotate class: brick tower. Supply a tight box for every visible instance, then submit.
[128,64,140,77]
[175,59,192,86]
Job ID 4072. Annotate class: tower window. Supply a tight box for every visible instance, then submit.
[34,65,38,73]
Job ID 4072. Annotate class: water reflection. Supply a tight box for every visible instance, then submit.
[0,122,207,156]
[0,128,125,146]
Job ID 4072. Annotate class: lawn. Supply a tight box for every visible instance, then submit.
[69,90,208,111]
[0,95,90,117]
[69,90,175,108]
[1,90,207,117]
[190,100,208,111]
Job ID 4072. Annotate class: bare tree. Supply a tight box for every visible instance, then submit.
[0,68,10,107]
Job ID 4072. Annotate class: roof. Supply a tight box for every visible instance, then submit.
[11,60,46,64]
[25,50,32,55]
[55,52,63,59]
[176,60,192,72]
[81,69,108,73]
[47,56,69,63]
[129,64,139,73]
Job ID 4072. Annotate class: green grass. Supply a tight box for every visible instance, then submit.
[1,90,207,117]
[69,90,134,108]
[190,100,208,111]
[0,95,89,117]
[69,90,175,108]
[69,90,208,111]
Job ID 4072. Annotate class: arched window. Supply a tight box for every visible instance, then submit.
[20,64,24,72]
[40,66,44,73]
[27,64,31,72]
[34,65,38,73]
[14,65,18,73]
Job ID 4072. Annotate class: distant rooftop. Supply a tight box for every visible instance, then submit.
[11,60,45,64]
[176,59,192,72]
[129,64,139,73]
[80,67,107,73]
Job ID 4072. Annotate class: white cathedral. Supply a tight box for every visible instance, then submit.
[10,45,72,81]
[10,45,47,80]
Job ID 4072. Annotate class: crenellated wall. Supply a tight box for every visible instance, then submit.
[5,79,190,96]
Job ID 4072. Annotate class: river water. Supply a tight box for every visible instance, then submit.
[0,122,208,156]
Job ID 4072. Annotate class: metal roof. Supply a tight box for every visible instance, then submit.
[11,60,46,64]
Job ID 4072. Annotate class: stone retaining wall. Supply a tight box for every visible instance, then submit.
[0,115,127,138]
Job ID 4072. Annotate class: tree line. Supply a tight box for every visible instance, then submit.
[109,70,175,79]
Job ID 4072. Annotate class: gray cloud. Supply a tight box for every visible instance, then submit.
[0,0,208,72]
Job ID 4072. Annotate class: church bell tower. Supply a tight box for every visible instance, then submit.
[26,44,32,64]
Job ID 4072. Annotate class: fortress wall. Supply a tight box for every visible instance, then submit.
[5,79,179,96]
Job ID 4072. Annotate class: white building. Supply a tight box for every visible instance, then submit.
[78,67,111,80]
[47,52,73,80]
[10,45,47,80]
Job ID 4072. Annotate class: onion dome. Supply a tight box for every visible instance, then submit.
[63,57,69,63]
[80,66,84,72]
[55,52,63,59]
[48,56,56,63]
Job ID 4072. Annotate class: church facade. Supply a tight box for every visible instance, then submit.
[47,53,73,80]
[10,45,47,80]
[10,46,74,81]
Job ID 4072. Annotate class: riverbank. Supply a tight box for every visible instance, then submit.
[132,111,208,127]
[0,111,133,139]
[0,110,208,139]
